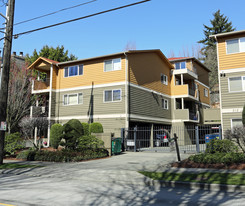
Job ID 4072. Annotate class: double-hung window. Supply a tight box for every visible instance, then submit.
[63,93,83,105]
[204,88,208,97]
[162,98,168,110]
[161,74,168,85]
[226,37,245,54]
[229,76,245,92]
[64,65,83,77]
[104,58,121,72]
[104,89,121,102]
[175,61,186,70]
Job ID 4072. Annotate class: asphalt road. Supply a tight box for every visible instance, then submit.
[0,152,245,206]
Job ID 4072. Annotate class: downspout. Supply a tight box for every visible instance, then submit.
[47,64,53,147]
[124,52,129,129]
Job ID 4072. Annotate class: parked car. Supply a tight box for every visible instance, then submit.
[155,133,169,147]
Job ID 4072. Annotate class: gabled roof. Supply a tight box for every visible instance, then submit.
[210,29,245,39]
[27,57,59,70]
[168,56,211,72]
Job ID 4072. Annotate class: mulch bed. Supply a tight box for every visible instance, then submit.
[172,159,245,170]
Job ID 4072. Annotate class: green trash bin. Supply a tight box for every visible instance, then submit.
[112,138,122,155]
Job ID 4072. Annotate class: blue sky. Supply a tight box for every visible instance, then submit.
[0,0,244,59]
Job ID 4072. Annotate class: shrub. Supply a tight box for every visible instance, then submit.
[61,119,84,150]
[16,149,36,161]
[89,122,103,134]
[82,123,90,136]
[205,139,238,154]
[50,124,63,149]
[4,132,25,155]
[78,135,104,149]
[224,126,245,153]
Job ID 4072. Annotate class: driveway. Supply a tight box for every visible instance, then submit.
[0,152,245,206]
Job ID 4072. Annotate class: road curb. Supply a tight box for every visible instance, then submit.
[144,177,245,192]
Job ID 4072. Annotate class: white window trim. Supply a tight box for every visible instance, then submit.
[204,88,208,97]
[63,93,83,106]
[231,118,243,129]
[103,89,122,103]
[162,98,168,110]
[161,73,168,85]
[175,61,186,70]
[226,37,245,55]
[64,65,83,78]
[228,76,245,93]
[104,58,121,72]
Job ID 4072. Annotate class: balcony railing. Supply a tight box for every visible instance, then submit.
[174,109,199,122]
[30,106,48,117]
[32,78,50,91]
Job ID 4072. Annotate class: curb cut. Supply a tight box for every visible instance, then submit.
[144,178,245,192]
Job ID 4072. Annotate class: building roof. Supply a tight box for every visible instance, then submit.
[210,29,245,39]
[168,56,211,72]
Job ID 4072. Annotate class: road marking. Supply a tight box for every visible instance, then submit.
[0,203,16,206]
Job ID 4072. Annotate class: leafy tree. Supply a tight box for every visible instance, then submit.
[26,45,77,64]
[50,124,63,149]
[60,119,84,150]
[198,10,235,90]
[242,104,245,126]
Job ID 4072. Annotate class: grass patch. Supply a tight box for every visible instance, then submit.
[0,163,41,169]
[139,171,245,185]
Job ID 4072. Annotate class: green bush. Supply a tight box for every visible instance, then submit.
[17,148,108,162]
[89,122,103,134]
[82,123,90,136]
[50,124,63,149]
[61,119,84,149]
[189,152,245,165]
[4,132,25,155]
[206,139,238,154]
[78,135,104,149]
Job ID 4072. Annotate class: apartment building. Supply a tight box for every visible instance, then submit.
[28,49,210,145]
[210,30,245,131]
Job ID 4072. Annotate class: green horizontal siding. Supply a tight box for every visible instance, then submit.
[222,112,242,132]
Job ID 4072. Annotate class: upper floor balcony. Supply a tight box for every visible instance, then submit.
[173,109,199,123]
[172,84,199,100]
[32,78,50,93]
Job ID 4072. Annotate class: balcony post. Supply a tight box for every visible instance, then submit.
[47,64,53,147]
[181,74,183,85]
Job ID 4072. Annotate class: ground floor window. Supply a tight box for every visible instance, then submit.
[63,93,83,105]
[104,89,121,102]
[231,119,243,128]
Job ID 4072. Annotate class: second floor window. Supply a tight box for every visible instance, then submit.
[226,37,245,54]
[161,74,168,85]
[229,76,245,92]
[175,61,186,69]
[104,89,121,102]
[64,65,83,77]
[162,99,168,110]
[104,58,121,72]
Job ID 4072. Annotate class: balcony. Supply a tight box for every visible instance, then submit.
[32,79,50,93]
[174,109,199,122]
[172,68,198,80]
[172,84,199,100]
[30,106,48,117]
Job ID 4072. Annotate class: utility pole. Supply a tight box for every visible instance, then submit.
[0,0,15,164]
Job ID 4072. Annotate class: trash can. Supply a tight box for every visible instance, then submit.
[205,133,220,143]
[112,138,122,155]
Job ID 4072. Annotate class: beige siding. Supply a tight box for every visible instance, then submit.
[220,71,245,108]
[194,62,209,86]
[128,52,171,95]
[218,34,245,70]
[129,86,171,120]
[198,83,210,105]
[222,112,242,132]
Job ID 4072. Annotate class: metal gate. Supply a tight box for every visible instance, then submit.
[122,125,221,153]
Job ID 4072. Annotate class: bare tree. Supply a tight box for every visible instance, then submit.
[19,117,49,149]
[124,41,136,51]
[167,50,175,58]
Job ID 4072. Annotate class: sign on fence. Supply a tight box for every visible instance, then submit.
[0,121,7,131]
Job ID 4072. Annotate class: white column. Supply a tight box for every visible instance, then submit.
[47,64,53,147]
[181,74,183,85]
[181,98,184,109]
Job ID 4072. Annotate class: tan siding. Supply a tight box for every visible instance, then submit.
[128,53,171,95]
[198,83,210,105]
[129,86,171,120]
[52,66,58,90]
[194,62,209,86]
[55,86,125,117]
[57,55,126,89]
[220,71,245,108]
[218,34,245,70]
[222,112,242,131]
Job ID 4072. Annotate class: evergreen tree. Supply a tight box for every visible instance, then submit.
[198,10,235,91]
[26,45,77,65]
[242,104,245,126]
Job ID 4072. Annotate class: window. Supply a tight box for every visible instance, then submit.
[63,93,83,105]
[204,88,208,97]
[229,76,245,92]
[104,89,121,102]
[104,58,121,72]
[161,74,168,85]
[175,61,186,70]
[162,99,168,110]
[226,37,245,54]
[231,119,242,129]
[64,65,83,77]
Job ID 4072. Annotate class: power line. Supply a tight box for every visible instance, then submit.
[13,0,97,27]
[12,0,151,38]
